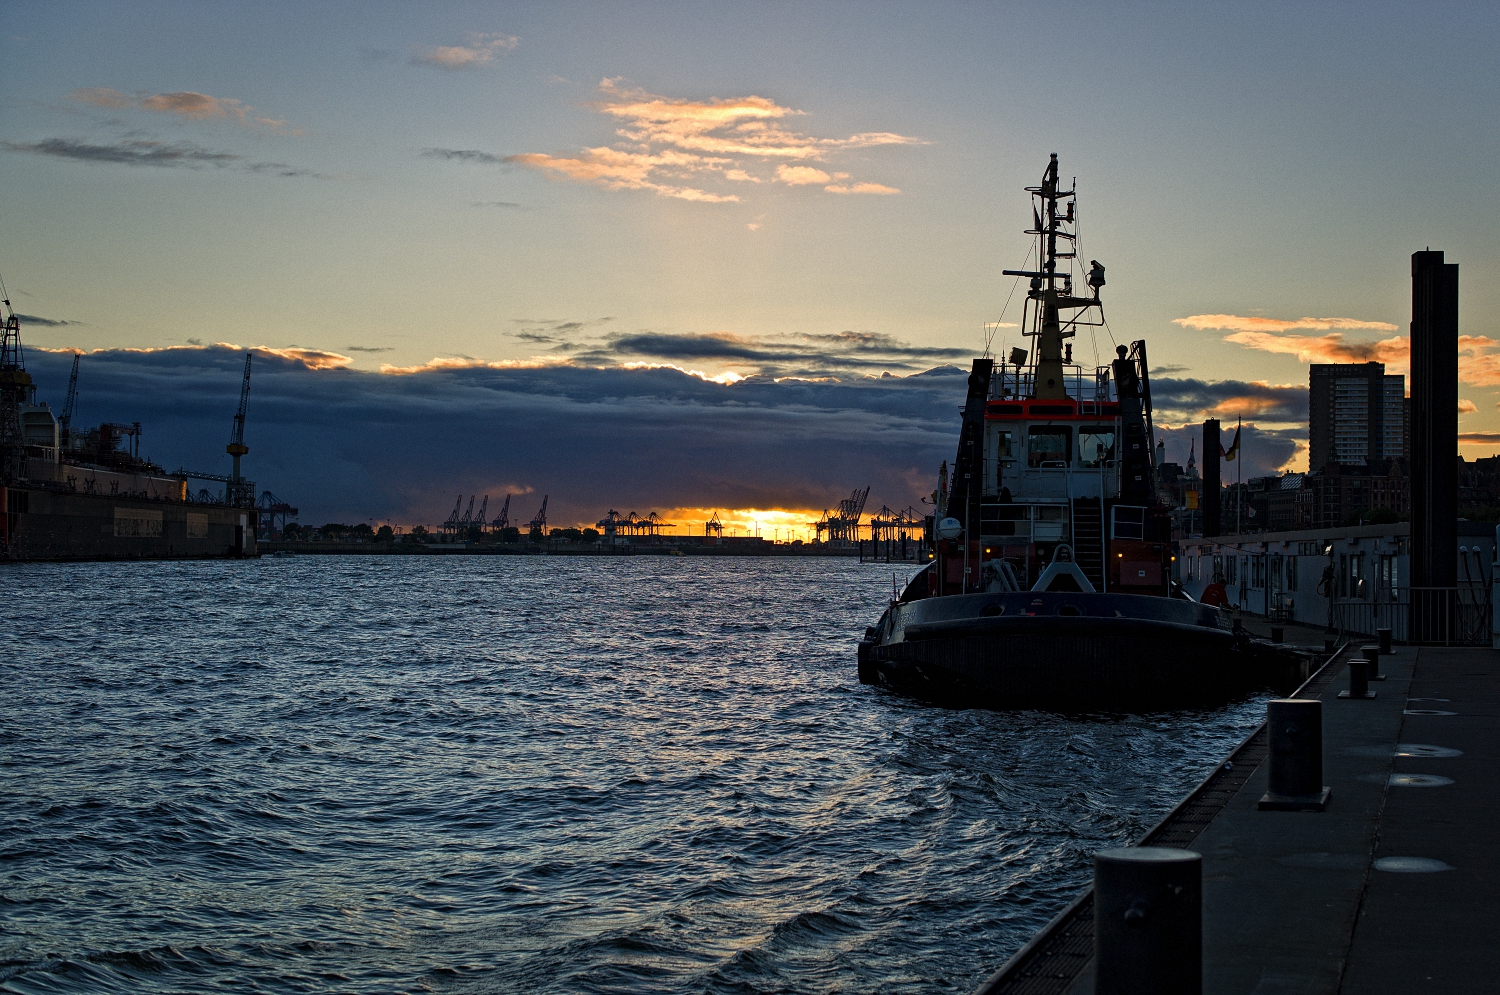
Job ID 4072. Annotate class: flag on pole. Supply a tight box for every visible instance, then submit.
[1222,424,1242,461]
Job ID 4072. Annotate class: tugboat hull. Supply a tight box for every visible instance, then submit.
[859,592,1307,711]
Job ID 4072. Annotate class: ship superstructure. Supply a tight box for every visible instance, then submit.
[857,156,1305,710]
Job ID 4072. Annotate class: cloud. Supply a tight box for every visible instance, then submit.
[411,32,518,70]
[471,200,523,209]
[19,345,969,527]
[1174,314,1399,334]
[345,345,394,353]
[824,182,901,195]
[1459,399,1478,414]
[486,80,920,203]
[1459,433,1500,445]
[4,137,241,168]
[4,138,331,179]
[776,164,830,185]
[15,313,82,327]
[564,329,975,377]
[67,87,300,134]
[504,148,741,202]
[1151,377,1308,425]
[422,147,508,165]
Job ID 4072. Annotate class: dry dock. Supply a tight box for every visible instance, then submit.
[977,625,1498,994]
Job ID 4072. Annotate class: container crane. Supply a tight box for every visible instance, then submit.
[526,495,548,534]
[442,495,463,535]
[474,495,488,532]
[225,353,252,507]
[491,494,511,530]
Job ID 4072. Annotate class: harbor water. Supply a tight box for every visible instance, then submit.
[0,557,1267,993]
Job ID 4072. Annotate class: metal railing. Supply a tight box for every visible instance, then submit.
[1332,586,1492,646]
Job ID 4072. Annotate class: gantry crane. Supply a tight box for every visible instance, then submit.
[491,494,511,530]
[526,495,548,534]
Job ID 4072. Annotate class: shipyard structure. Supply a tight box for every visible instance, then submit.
[1,302,257,561]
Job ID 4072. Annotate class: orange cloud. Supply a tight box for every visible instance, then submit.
[1459,399,1479,414]
[255,346,352,370]
[68,87,300,134]
[825,181,900,195]
[1174,314,1398,333]
[1219,330,1410,367]
[500,80,920,202]
[379,356,572,376]
[412,32,518,69]
[507,148,739,202]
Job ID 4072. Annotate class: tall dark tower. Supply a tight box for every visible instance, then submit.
[1409,250,1458,637]
[1202,419,1221,538]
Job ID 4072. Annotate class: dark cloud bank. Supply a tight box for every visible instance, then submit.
[20,347,1305,526]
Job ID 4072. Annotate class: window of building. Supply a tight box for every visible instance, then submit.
[1077,426,1115,468]
[1027,426,1072,467]
[1286,555,1298,591]
[1270,553,1283,591]
[1379,553,1398,602]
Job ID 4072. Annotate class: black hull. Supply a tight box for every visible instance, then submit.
[859,592,1309,712]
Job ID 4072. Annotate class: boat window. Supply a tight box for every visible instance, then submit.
[1027,426,1072,467]
[1111,504,1146,540]
[1078,426,1116,468]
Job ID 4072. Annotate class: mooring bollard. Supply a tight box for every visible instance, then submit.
[1339,656,1376,700]
[1362,643,1385,681]
[1377,627,1392,655]
[1271,626,1284,643]
[1094,847,1201,995]
[1258,698,1332,810]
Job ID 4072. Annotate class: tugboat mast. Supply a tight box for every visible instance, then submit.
[1003,153,1106,401]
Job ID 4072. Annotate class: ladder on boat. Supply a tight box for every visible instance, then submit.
[1072,497,1105,590]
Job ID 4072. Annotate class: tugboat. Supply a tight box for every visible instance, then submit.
[857,155,1304,710]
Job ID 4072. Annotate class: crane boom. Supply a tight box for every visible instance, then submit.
[228,352,252,451]
[225,352,253,507]
[61,353,80,433]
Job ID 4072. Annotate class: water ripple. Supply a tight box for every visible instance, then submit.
[0,556,1265,993]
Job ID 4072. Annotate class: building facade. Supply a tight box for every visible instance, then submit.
[1308,362,1407,471]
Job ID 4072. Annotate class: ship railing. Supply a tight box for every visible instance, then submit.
[989,366,1115,403]
[1331,586,1491,646]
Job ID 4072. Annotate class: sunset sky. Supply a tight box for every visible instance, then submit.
[3,2,1498,528]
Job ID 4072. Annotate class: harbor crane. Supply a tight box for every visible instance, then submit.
[442,495,463,535]
[475,495,488,531]
[225,353,253,507]
[491,494,511,530]
[526,495,548,534]
[459,495,475,529]
[60,352,80,447]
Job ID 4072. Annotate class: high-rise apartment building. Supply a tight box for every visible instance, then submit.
[1308,362,1407,470]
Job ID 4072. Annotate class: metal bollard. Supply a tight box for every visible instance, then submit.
[1271,626,1284,643]
[1094,847,1202,995]
[1377,627,1392,655]
[1258,698,1332,810]
[1339,656,1376,700]
[1362,643,1385,681]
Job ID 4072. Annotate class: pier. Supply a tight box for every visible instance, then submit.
[975,626,1497,993]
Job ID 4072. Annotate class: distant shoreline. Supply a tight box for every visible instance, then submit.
[258,540,893,559]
